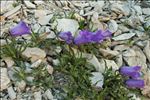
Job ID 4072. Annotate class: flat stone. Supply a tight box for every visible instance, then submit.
[133,5,142,15]
[54,19,79,36]
[24,1,36,8]
[143,41,150,62]
[3,57,14,68]
[112,33,136,41]
[111,3,130,16]
[34,91,42,100]
[38,14,53,25]
[108,20,118,33]
[99,48,119,58]
[0,68,11,91]
[90,72,104,88]
[46,65,53,74]
[104,59,119,71]
[44,89,54,100]
[4,5,21,18]
[34,1,44,5]
[22,47,46,62]
[16,80,26,91]
[142,8,150,15]
[7,86,16,100]
[123,46,147,71]
[31,59,42,68]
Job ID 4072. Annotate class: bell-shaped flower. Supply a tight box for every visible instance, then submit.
[119,66,141,79]
[59,31,73,44]
[125,79,144,88]
[10,21,31,36]
[74,30,93,45]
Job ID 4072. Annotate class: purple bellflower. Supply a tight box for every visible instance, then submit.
[125,79,145,88]
[119,66,141,79]
[59,31,73,44]
[10,21,31,36]
[91,30,112,43]
[74,30,93,45]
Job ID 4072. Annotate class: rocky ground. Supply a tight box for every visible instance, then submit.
[0,0,150,100]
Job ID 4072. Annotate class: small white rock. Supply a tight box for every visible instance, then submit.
[144,41,150,62]
[108,20,118,33]
[3,57,14,68]
[38,14,53,25]
[104,59,119,70]
[34,91,42,100]
[7,86,16,100]
[46,65,53,74]
[0,68,11,91]
[4,5,21,18]
[55,19,79,36]
[142,8,150,15]
[16,80,26,91]
[44,89,54,100]
[22,47,46,62]
[112,33,136,41]
[34,1,44,5]
[24,1,36,8]
[31,59,42,68]
[133,5,142,15]
[90,72,104,88]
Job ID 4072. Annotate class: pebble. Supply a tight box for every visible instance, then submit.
[3,57,14,68]
[31,59,42,68]
[112,33,136,41]
[38,14,53,25]
[34,91,42,100]
[7,86,16,100]
[4,5,21,18]
[24,1,36,9]
[133,5,142,15]
[123,46,147,71]
[22,47,46,62]
[0,68,11,91]
[142,8,150,15]
[16,80,26,91]
[54,18,79,36]
[90,72,104,88]
[143,41,150,63]
[108,20,118,33]
[44,89,54,100]
[46,64,54,74]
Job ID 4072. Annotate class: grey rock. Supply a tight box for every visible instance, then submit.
[90,72,104,88]
[54,19,79,36]
[38,14,53,25]
[7,86,16,100]
[44,89,54,100]
[111,3,130,16]
[118,24,129,32]
[4,5,21,18]
[16,80,26,91]
[108,20,118,33]
[143,41,150,62]
[142,8,150,15]
[112,33,136,41]
[123,46,147,70]
[0,68,11,91]
[133,5,142,15]
[34,91,42,100]
[24,1,36,9]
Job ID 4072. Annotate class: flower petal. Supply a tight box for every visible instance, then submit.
[74,30,92,45]
[119,66,141,78]
[10,21,31,36]
[59,31,73,44]
[125,79,145,88]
